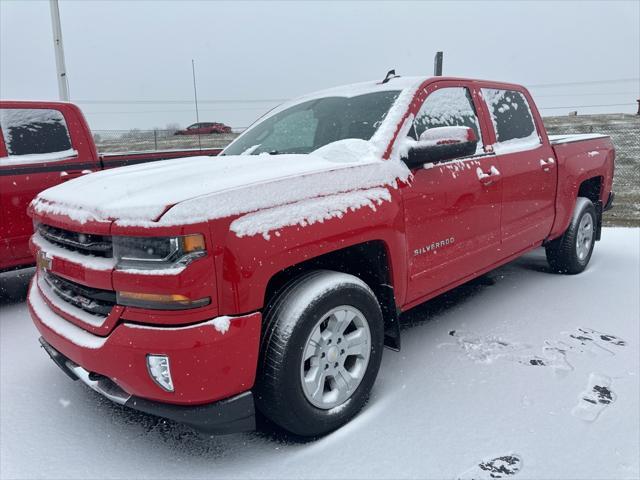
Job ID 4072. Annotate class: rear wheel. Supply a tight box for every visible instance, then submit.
[545,197,597,274]
[255,270,384,437]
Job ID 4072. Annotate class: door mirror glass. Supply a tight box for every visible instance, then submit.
[403,126,478,168]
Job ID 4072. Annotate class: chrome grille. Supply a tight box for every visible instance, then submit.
[43,271,116,316]
[38,224,112,257]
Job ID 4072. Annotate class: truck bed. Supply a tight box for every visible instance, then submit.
[548,133,609,145]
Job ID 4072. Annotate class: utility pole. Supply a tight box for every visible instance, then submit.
[434,51,443,76]
[49,0,70,101]
[191,59,202,149]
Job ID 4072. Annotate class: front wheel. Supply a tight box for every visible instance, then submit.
[255,270,384,437]
[545,197,597,274]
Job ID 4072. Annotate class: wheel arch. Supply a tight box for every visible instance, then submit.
[549,175,604,242]
[577,176,604,240]
[263,240,402,350]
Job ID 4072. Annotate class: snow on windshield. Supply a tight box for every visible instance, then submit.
[223,91,401,156]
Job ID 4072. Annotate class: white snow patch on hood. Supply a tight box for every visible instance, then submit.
[312,139,376,163]
[33,145,410,227]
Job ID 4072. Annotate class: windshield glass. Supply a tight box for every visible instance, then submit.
[222,90,401,156]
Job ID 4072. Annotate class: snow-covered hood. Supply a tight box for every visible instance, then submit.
[32,140,411,228]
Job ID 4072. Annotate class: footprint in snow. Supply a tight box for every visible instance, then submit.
[448,330,529,364]
[571,373,616,422]
[458,454,523,479]
[448,328,624,373]
[518,340,574,375]
[566,327,626,355]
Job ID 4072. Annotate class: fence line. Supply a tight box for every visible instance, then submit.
[93,129,241,153]
[544,118,639,226]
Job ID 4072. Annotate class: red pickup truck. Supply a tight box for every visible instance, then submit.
[26,76,615,437]
[0,101,222,272]
[175,122,233,135]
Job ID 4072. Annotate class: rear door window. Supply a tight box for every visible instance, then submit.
[0,108,74,159]
[410,87,484,153]
[481,89,539,146]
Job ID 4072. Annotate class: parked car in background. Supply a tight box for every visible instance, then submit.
[0,101,222,273]
[174,122,232,135]
[26,76,615,437]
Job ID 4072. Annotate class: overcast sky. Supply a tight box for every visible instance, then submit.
[1,0,638,131]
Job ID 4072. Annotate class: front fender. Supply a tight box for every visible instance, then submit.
[212,189,407,315]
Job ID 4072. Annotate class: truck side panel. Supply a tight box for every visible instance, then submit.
[548,137,614,240]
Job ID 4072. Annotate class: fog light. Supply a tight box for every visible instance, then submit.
[146,355,174,392]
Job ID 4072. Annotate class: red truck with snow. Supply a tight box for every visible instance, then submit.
[26,76,615,437]
[0,101,222,272]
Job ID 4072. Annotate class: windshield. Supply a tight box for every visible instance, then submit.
[222,90,401,156]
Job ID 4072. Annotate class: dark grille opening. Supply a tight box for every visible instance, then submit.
[44,271,116,317]
[38,224,113,258]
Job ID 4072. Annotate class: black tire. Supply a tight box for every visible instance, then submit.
[254,270,384,437]
[545,197,597,274]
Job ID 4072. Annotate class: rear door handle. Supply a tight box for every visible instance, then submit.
[476,166,501,185]
[540,157,555,172]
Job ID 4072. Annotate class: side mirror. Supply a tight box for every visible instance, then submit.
[403,126,478,168]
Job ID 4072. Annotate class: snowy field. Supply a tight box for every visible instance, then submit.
[1,228,638,480]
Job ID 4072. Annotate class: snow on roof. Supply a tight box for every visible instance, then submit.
[291,76,428,102]
[250,76,428,130]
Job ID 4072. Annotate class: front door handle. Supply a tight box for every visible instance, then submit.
[476,166,501,185]
[540,157,555,172]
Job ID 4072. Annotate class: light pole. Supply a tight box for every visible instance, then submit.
[192,59,202,149]
[49,0,70,101]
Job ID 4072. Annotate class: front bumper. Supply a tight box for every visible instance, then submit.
[39,338,255,433]
[28,276,262,433]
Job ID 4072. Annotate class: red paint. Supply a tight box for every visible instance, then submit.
[24,77,615,411]
[0,100,222,272]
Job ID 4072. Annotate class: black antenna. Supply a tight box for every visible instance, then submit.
[434,52,443,76]
[382,69,397,84]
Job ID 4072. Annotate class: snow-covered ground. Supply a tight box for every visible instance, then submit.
[1,228,638,479]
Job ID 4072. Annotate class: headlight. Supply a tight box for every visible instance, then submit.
[113,234,205,270]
